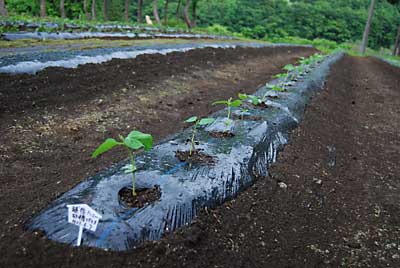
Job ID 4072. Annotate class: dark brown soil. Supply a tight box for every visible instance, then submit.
[119,186,161,208]
[0,44,321,267]
[175,149,214,165]
[209,131,235,138]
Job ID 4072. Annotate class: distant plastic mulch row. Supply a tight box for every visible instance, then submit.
[0,42,309,75]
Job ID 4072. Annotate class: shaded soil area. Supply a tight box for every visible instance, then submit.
[0,45,316,267]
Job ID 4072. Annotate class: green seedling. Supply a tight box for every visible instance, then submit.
[212,97,242,123]
[273,72,288,79]
[238,93,262,105]
[184,116,215,156]
[240,108,250,120]
[296,65,305,74]
[266,83,285,92]
[271,85,285,92]
[299,56,312,65]
[283,64,296,72]
[92,130,153,196]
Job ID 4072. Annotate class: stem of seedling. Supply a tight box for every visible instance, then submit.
[189,121,199,156]
[126,148,136,196]
[227,102,232,121]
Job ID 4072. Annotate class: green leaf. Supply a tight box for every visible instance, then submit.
[266,83,273,88]
[272,86,285,92]
[238,93,248,100]
[249,96,261,105]
[230,99,242,107]
[125,130,153,151]
[283,64,295,71]
[92,138,121,158]
[199,118,215,126]
[212,100,229,105]
[124,137,144,150]
[273,73,288,79]
[185,116,198,123]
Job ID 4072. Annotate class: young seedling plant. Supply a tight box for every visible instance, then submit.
[212,97,242,126]
[238,93,262,106]
[283,63,295,72]
[184,116,215,156]
[92,130,153,196]
[240,108,250,120]
[272,72,289,89]
[266,83,286,92]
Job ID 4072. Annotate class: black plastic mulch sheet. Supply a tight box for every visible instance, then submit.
[28,52,344,251]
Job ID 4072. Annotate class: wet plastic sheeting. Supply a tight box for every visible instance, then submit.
[0,42,303,74]
[377,57,400,68]
[2,32,235,41]
[28,52,344,251]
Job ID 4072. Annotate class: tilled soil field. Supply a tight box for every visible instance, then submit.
[2,48,399,267]
[0,45,316,267]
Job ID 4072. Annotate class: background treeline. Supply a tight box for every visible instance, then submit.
[1,0,399,49]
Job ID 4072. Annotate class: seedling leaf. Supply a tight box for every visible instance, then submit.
[283,64,295,71]
[272,86,285,92]
[273,73,288,79]
[185,116,198,123]
[92,138,121,158]
[212,100,229,105]
[126,130,153,151]
[249,95,261,105]
[230,100,242,107]
[124,137,144,150]
[238,93,248,100]
[199,118,215,125]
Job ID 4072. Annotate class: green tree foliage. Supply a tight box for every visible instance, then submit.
[2,0,400,49]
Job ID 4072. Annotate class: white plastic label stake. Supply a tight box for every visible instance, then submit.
[67,204,102,246]
[77,225,84,246]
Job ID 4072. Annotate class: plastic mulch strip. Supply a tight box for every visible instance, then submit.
[27,52,344,251]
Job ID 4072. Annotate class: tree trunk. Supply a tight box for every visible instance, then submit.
[125,0,130,22]
[92,0,97,20]
[183,0,192,29]
[176,0,182,20]
[137,0,143,23]
[153,0,161,24]
[84,0,90,20]
[164,0,169,25]
[0,0,8,17]
[393,25,400,56]
[360,0,376,55]
[191,0,197,28]
[103,0,108,21]
[60,0,66,19]
[40,0,46,18]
